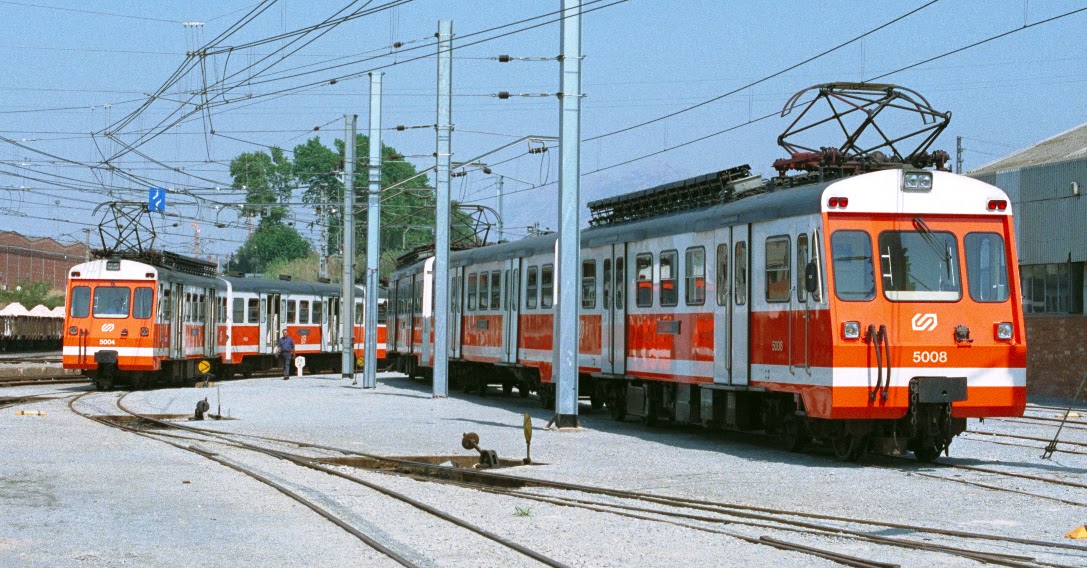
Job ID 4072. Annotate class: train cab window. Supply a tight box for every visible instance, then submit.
[541,264,554,309]
[964,233,1010,303]
[133,288,154,319]
[526,267,538,309]
[765,236,791,302]
[734,242,748,306]
[685,247,706,306]
[467,273,478,311]
[878,229,961,302]
[660,250,679,307]
[93,286,130,318]
[615,257,625,310]
[603,259,612,309]
[716,244,729,306]
[831,231,876,301]
[287,300,297,324]
[300,301,310,324]
[70,286,90,318]
[635,253,653,308]
[490,271,501,310]
[233,298,245,323]
[797,234,809,303]
[582,260,597,309]
[313,301,323,324]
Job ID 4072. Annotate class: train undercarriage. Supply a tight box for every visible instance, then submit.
[84,351,356,391]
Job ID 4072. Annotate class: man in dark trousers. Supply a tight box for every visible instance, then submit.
[276,329,295,380]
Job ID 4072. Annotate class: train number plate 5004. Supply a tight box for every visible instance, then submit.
[912,351,947,364]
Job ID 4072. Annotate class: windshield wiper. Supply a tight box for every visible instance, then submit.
[913,217,955,283]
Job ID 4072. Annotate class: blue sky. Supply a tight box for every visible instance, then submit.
[1,0,1085,259]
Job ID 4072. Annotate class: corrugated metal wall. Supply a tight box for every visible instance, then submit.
[975,157,1087,265]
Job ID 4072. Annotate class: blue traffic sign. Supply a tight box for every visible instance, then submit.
[148,187,166,212]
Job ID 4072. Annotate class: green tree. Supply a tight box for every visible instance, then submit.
[0,281,63,309]
[233,219,312,274]
[229,147,293,223]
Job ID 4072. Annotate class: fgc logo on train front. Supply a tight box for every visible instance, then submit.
[911,313,938,332]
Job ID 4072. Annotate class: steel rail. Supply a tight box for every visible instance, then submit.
[967,430,1087,453]
[114,393,569,568]
[67,392,419,567]
[910,471,1087,508]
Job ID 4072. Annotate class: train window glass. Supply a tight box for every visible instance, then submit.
[161,288,172,320]
[378,300,387,324]
[467,273,478,311]
[797,234,809,303]
[248,299,259,323]
[615,257,625,310]
[734,242,748,306]
[716,244,729,306]
[635,253,653,307]
[685,247,706,306]
[313,301,323,324]
[141,290,160,321]
[356,301,364,325]
[93,286,131,318]
[503,270,510,311]
[582,260,596,309]
[541,264,554,309]
[70,286,90,318]
[413,280,422,314]
[765,236,791,303]
[490,271,501,310]
[965,233,1010,303]
[233,298,245,323]
[287,300,297,324]
[478,272,489,311]
[219,298,226,323]
[878,230,961,302]
[526,267,538,309]
[260,298,267,323]
[198,294,206,323]
[603,259,612,309]
[660,251,679,307]
[811,231,824,302]
[300,301,310,324]
[831,231,876,301]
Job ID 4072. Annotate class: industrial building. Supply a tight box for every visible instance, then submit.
[0,231,89,291]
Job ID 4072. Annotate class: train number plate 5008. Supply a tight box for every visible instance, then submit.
[912,351,947,364]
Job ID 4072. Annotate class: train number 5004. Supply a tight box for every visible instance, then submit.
[912,351,947,364]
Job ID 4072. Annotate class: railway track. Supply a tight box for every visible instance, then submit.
[71,391,568,568]
[109,404,1083,568]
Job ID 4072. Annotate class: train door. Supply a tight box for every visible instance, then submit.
[420,258,435,366]
[601,244,627,375]
[731,226,751,385]
[170,283,184,359]
[792,231,812,374]
[502,259,520,364]
[451,267,463,359]
[712,228,732,383]
[327,298,339,351]
[264,293,281,352]
[204,288,217,357]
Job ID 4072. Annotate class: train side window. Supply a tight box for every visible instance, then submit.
[248,299,259,323]
[233,298,245,323]
[635,253,653,307]
[526,266,538,309]
[356,301,363,325]
[300,300,310,324]
[218,298,226,323]
[260,298,267,323]
[312,301,323,324]
[378,300,387,324]
[831,231,876,301]
[490,271,501,310]
[685,247,706,306]
[413,279,422,314]
[615,257,625,310]
[161,288,172,320]
[287,300,297,324]
[467,273,478,311]
[765,236,791,303]
[582,260,596,309]
[603,259,612,309]
[503,270,510,311]
[70,286,90,318]
[541,264,554,309]
[132,288,154,319]
[660,250,678,307]
[734,242,748,306]
[965,232,1010,302]
[797,234,809,303]
[198,293,206,323]
[478,272,489,311]
[716,244,729,306]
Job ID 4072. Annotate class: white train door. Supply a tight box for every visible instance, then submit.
[731,226,750,386]
[450,267,463,359]
[170,283,184,359]
[712,228,732,384]
[601,244,627,376]
[420,258,434,366]
[502,259,520,364]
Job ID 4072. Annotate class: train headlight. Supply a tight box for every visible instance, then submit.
[68,326,77,335]
[842,321,861,339]
[996,322,1013,340]
[140,327,149,337]
[903,172,933,191]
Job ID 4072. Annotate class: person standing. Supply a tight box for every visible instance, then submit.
[276,329,295,380]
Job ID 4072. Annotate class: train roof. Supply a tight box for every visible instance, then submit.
[221,275,358,297]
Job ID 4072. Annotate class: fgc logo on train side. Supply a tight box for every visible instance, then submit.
[910,313,938,332]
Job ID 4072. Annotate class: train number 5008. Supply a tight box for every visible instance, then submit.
[912,351,947,364]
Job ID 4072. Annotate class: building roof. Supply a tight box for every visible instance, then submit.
[970,121,1087,176]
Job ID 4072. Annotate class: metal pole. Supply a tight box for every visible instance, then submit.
[496,175,505,243]
[956,135,963,174]
[342,114,358,382]
[554,0,581,429]
[364,72,383,389]
[433,20,452,398]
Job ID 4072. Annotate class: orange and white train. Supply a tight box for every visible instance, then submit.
[62,255,386,389]
[387,165,1025,461]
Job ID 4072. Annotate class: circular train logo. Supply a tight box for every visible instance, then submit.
[101,323,115,332]
[910,313,938,332]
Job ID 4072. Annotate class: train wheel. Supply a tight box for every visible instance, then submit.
[502,383,514,396]
[777,416,809,452]
[607,384,627,421]
[832,433,865,462]
[518,382,531,398]
[913,445,940,463]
